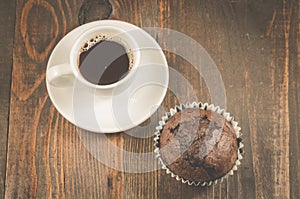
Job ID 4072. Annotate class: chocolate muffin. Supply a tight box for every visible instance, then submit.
[159,108,239,183]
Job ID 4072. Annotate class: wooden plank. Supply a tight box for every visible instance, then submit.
[288,1,300,199]
[241,0,296,198]
[0,0,16,198]
[5,0,117,198]
[223,1,276,198]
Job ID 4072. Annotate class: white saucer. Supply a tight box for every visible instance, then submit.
[46,20,169,133]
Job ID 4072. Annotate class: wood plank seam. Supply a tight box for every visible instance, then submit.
[2,1,17,198]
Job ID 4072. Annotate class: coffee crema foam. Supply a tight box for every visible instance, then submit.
[80,34,135,71]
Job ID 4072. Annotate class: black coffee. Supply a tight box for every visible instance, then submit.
[79,40,130,85]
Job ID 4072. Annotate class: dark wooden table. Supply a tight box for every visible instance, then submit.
[1,0,299,198]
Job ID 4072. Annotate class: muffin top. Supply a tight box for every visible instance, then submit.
[159,108,238,183]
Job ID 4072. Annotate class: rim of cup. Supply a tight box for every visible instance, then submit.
[69,25,141,89]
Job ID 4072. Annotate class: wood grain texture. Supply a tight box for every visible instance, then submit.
[2,0,300,198]
[6,0,89,198]
[0,1,16,198]
[288,1,300,198]
[243,0,295,198]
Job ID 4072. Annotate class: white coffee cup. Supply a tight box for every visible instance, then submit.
[46,25,141,90]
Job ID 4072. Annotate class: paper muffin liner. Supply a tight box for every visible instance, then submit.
[154,102,244,187]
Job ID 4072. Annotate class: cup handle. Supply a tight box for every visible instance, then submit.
[46,64,74,87]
